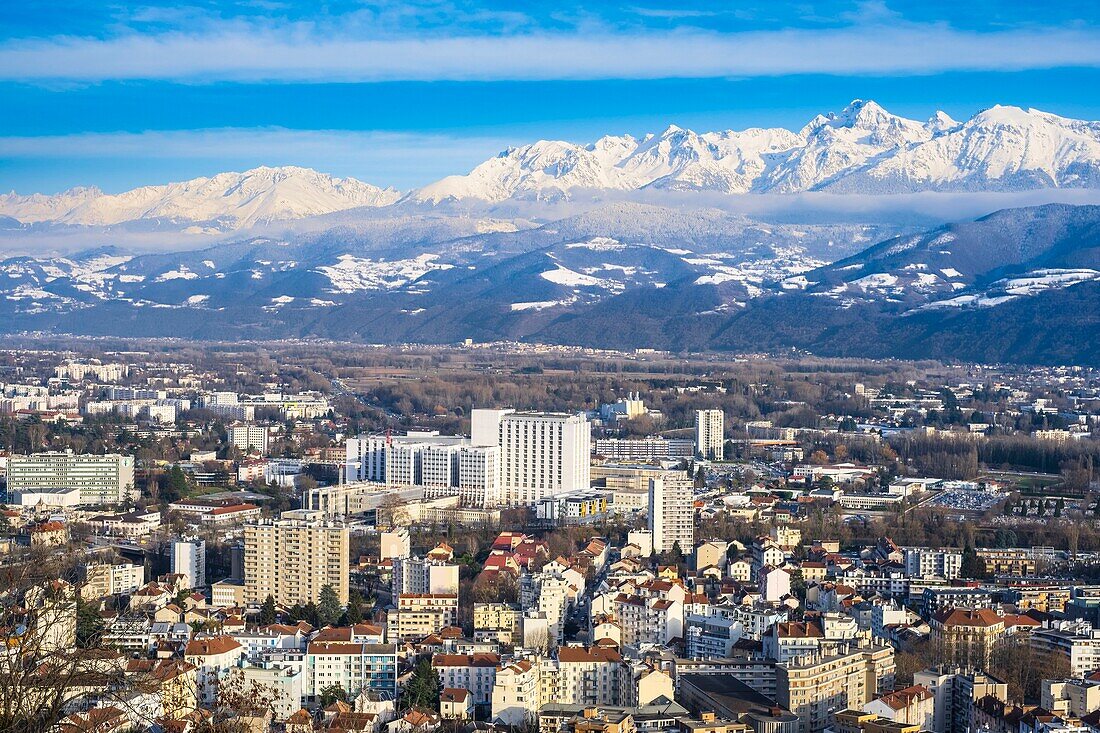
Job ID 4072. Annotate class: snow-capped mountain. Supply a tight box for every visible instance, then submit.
[413,100,1100,202]
[0,166,401,229]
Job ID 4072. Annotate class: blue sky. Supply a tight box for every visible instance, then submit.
[2,0,1099,194]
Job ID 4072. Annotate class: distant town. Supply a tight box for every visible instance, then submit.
[4,340,1100,733]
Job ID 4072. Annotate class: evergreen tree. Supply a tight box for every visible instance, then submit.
[258,594,277,625]
[75,597,105,648]
[162,465,189,503]
[401,657,441,711]
[344,590,365,625]
[1055,498,1065,517]
[317,584,342,628]
[303,601,320,627]
[960,545,985,579]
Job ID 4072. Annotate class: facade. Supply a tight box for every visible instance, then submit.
[171,539,207,591]
[776,646,896,733]
[390,594,459,640]
[7,451,136,506]
[474,603,522,645]
[649,474,694,554]
[903,549,962,580]
[392,556,460,596]
[1030,626,1100,678]
[243,509,350,606]
[695,410,724,461]
[228,424,273,454]
[483,410,592,505]
[929,609,1005,669]
[433,653,500,708]
[593,438,695,461]
[81,562,144,597]
[305,642,399,701]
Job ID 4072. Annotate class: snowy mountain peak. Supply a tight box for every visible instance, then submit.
[413,101,1100,201]
[0,167,401,229]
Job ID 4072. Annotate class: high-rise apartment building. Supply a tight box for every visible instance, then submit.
[648,473,695,554]
[6,451,136,506]
[171,538,207,590]
[695,409,725,460]
[243,509,349,606]
[776,645,896,733]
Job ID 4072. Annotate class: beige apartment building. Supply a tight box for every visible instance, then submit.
[777,645,896,733]
[474,602,522,644]
[389,593,459,640]
[243,509,349,606]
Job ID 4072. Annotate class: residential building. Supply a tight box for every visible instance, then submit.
[305,642,399,702]
[243,509,350,606]
[184,636,247,706]
[776,645,896,733]
[433,653,500,709]
[862,685,935,730]
[929,609,1005,669]
[390,594,459,640]
[903,549,962,580]
[649,474,694,554]
[695,410,724,461]
[7,451,136,506]
[1030,625,1100,678]
[228,423,273,454]
[171,538,207,591]
[81,562,144,598]
[474,603,522,645]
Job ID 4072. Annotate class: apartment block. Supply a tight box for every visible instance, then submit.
[649,473,694,554]
[7,451,136,506]
[243,509,349,606]
[695,410,724,461]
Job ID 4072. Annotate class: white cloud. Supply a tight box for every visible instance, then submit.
[1,24,1099,83]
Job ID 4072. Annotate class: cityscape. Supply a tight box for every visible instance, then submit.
[2,343,1100,733]
[4,2,1100,733]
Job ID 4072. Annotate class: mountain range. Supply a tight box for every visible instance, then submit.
[0,201,1097,365]
[4,100,1100,232]
[1,100,1099,364]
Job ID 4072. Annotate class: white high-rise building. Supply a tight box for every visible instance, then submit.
[648,473,694,554]
[695,409,725,460]
[171,538,207,590]
[344,410,589,507]
[478,410,591,505]
[7,451,136,507]
[456,445,500,507]
[227,424,272,455]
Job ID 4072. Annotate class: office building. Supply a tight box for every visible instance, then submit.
[171,538,207,590]
[649,473,695,554]
[695,410,725,461]
[243,509,349,606]
[7,451,136,506]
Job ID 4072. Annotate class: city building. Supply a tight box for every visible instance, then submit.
[243,509,350,606]
[695,410,724,461]
[171,538,207,591]
[7,451,136,506]
[228,423,273,454]
[649,474,694,554]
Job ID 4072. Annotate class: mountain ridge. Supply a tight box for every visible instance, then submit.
[6,101,1100,233]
